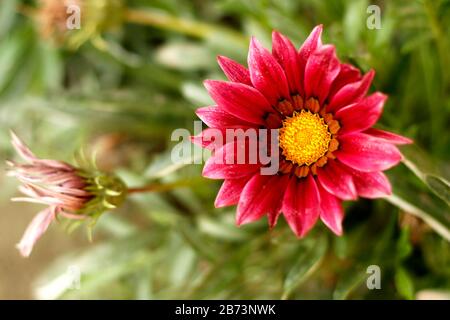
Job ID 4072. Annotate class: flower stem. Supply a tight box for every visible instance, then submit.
[123,8,247,45]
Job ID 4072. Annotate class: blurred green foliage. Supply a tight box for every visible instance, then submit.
[0,0,449,299]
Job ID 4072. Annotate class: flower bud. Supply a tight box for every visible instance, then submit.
[37,0,124,48]
[7,132,127,257]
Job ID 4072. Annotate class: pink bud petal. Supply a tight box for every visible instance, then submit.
[16,207,57,257]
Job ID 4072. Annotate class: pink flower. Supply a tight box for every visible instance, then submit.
[7,132,126,257]
[193,25,412,237]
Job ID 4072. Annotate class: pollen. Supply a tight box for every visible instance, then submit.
[279,110,331,166]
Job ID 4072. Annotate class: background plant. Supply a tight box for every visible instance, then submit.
[0,0,448,299]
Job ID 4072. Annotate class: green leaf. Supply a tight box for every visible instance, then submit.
[0,29,26,93]
[282,234,328,299]
[421,233,450,277]
[333,235,349,259]
[0,0,17,39]
[395,267,415,300]
[177,221,219,262]
[396,227,413,262]
[332,266,368,300]
[96,214,138,238]
[401,145,450,206]
[155,42,214,70]
[38,41,63,92]
[425,175,450,206]
[34,233,154,299]
[169,246,196,286]
[386,193,450,242]
[333,216,397,300]
[387,148,450,242]
[343,0,368,46]
[197,215,250,241]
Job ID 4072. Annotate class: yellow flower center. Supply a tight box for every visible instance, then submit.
[279,110,331,166]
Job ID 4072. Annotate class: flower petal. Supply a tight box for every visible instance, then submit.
[237,174,288,225]
[328,63,362,99]
[248,37,290,105]
[10,131,38,162]
[317,183,344,236]
[328,69,375,112]
[267,175,290,228]
[298,24,323,86]
[335,92,386,134]
[272,31,302,95]
[346,167,392,198]
[282,175,321,237]
[16,206,56,257]
[304,44,341,104]
[191,128,225,150]
[363,128,413,145]
[215,176,252,208]
[299,25,323,58]
[336,133,403,172]
[10,132,73,170]
[217,56,252,86]
[204,80,273,125]
[202,141,261,179]
[317,160,357,200]
[195,106,255,128]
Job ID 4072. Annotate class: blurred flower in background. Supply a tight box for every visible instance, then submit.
[37,0,123,48]
[38,0,79,42]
